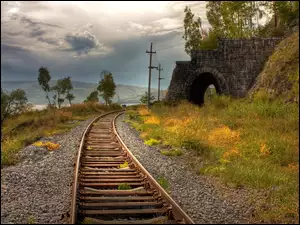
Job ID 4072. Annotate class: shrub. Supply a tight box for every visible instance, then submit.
[144,138,161,146]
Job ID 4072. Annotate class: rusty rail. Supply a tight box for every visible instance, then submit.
[70,110,194,224]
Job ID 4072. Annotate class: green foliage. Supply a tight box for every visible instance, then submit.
[38,67,52,105]
[144,138,161,146]
[118,161,129,168]
[1,102,121,167]
[81,218,94,224]
[207,1,266,38]
[251,31,299,102]
[84,91,99,103]
[117,183,132,190]
[182,6,203,56]
[198,29,219,50]
[1,88,28,127]
[140,92,155,104]
[157,176,170,192]
[97,72,116,105]
[265,1,299,27]
[27,215,36,224]
[129,96,298,223]
[183,1,298,53]
[51,77,74,108]
[63,77,75,105]
[66,93,75,105]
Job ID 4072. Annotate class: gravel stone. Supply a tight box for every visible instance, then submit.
[1,117,96,224]
[116,114,267,224]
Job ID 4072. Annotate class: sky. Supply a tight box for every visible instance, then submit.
[1,1,209,89]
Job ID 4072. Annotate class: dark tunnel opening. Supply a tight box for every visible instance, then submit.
[188,73,221,106]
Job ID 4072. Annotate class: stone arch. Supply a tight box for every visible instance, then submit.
[185,67,229,105]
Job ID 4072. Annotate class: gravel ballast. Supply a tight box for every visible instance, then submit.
[1,117,95,224]
[116,114,267,224]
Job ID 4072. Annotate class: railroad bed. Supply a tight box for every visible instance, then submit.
[70,111,194,224]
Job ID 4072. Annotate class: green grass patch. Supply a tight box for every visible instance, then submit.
[81,217,94,224]
[160,148,183,156]
[144,138,161,146]
[118,161,129,168]
[117,183,132,190]
[27,215,36,224]
[157,176,170,192]
[126,97,299,223]
[1,102,122,167]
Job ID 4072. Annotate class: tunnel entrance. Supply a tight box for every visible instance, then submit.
[188,72,221,106]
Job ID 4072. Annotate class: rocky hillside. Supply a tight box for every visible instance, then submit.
[251,31,299,103]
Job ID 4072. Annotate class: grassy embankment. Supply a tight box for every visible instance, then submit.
[125,32,299,223]
[1,102,121,167]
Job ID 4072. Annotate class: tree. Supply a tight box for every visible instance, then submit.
[84,91,99,103]
[62,77,75,106]
[51,77,75,108]
[38,67,52,106]
[66,93,75,105]
[182,6,203,56]
[51,79,65,109]
[97,72,116,105]
[140,92,155,104]
[1,88,28,126]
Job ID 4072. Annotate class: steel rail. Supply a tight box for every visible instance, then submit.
[70,109,194,224]
[113,112,195,224]
[70,110,124,224]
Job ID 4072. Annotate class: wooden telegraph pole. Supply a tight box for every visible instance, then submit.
[146,43,157,110]
[156,64,163,101]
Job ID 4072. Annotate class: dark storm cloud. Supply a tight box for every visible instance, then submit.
[64,31,100,55]
[1,1,206,88]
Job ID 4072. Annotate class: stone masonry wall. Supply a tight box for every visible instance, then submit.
[166,37,282,101]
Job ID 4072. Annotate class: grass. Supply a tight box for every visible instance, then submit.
[251,31,299,103]
[160,148,183,156]
[157,176,170,192]
[144,138,161,146]
[32,141,60,151]
[118,183,132,190]
[27,215,36,224]
[1,102,122,167]
[125,96,299,223]
[118,161,129,168]
[81,217,94,224]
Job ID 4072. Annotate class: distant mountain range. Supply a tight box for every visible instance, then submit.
[1,80,166,105]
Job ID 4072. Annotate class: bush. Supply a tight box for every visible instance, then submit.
[144,138,161,146]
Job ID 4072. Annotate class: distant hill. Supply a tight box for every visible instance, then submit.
[1,80,166,105]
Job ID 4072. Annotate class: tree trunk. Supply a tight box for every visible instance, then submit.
[46,92,51,106]
[273,1,278,28]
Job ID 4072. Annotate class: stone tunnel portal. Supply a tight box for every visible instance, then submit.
[188,72,221,106]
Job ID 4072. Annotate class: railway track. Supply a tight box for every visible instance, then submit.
[70,110,194,224]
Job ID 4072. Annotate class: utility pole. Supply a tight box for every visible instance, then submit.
[156,64,163,101]
[146,42,157,110]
